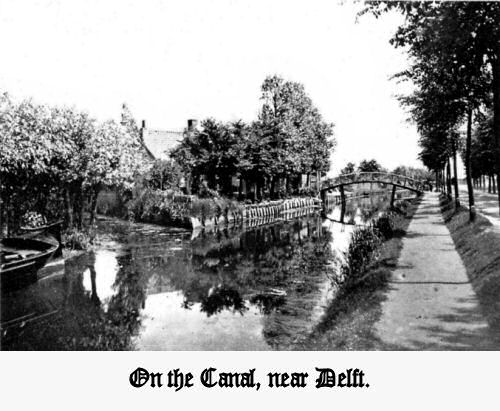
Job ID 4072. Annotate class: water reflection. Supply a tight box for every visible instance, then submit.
[1,191,413,350]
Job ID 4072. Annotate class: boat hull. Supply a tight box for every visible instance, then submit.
[1,238,59,289]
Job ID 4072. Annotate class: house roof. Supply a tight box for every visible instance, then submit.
[141,128,184,160]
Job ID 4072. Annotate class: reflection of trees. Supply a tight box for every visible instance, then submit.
[340,194,391,224]
[172,216,336,348]
[149,216,335,338]
[2,215,337,350]
[2,250,152,350]
[200,285,248,317]
[250,293,286,315]
[60,252,148,349]
[258,230,336,348]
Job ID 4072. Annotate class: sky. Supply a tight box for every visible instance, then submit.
[0,0,425,175]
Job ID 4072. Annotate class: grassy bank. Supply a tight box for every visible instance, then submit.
[296,197,421,350]
[440,197,500,333]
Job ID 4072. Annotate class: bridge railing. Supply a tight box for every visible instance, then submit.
[321,172,425,192]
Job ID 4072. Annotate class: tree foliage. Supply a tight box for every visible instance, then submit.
[364,1,500,217]
[172,75,335,199]
[340,162,356,175]
[357,159,383,173]
[0,92,148,232]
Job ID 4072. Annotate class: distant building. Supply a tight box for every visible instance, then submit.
[140,119,198,160]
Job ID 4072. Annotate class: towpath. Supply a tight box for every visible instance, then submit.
[375,192,498,349]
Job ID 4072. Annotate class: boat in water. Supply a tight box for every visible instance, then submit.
[0,237,59,288]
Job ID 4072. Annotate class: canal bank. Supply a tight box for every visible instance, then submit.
[439,195,500,345]
[301,192,500,350]
[373,192,499,349]
[296,197,421,350]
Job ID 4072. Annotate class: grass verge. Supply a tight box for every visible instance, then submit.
[440,197,500,334]
[295,197,421,350]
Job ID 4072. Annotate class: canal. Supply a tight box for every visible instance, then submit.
[0,191,414,350]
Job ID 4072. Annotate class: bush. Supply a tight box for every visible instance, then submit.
[372,212,394,240]
[298,186,318,197]
[337,205,412,289]
[127,187,243,227]
[127,187,192,226]
[63,227,95,250]
[341,226,382,287]
[143,159,183,191]
[96,189,130,218]
[392,199,411,214]
[190,198,217,222]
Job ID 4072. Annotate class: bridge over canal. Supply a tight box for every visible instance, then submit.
[320,172,426,211]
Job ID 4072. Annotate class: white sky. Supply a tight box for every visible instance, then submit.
[0,0,425,175]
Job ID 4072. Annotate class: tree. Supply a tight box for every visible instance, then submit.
[172,75,335,200]
[0,92,147,232]
[171,118,241,196]
[364,2,495,219]
[258,75,335,196]
[471,112,497,191]
[393,165,433,181]
[358,159,382,172]
[340,162,356,175]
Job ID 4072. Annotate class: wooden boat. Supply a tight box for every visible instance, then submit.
[18,220,63,257]
[0,237,59,287]
[19,220,63,237]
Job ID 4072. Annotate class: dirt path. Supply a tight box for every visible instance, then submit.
[375,192,497,350]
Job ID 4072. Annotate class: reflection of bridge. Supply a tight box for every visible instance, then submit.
[321,172,425,210]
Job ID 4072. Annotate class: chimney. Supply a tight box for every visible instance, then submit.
[187,119,198,132]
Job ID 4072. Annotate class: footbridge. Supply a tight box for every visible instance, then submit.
[321,172,425,209]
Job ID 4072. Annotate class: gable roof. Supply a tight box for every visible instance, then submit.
[141,128,184,160]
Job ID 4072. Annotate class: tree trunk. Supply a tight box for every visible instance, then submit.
[65,188,73,228]
[446,158,452,198]
[0,193,3,237]
[270,176,276,199]
[4,199,9,237]
[238,177,243,199]
[485,45,499,202]
[489,176,492,193]
[465,108,475,221]
[73,186,84,229]
[452,143,460,207]
[89,186,100,226]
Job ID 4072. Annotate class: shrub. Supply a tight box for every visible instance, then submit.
[392,199,411,214]
[127,186,243,227]
[143,159,183,191]
[63,227,95,250]
[337,204,412,289]
[298,186,318,197]
[372,212,394,240]
[127,187,190,226]
[341,226,382,287]
[96,189,129,218]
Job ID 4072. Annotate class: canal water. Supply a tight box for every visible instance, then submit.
[1,191,413,350]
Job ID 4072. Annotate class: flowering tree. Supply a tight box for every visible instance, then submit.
[0,92,148,233]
